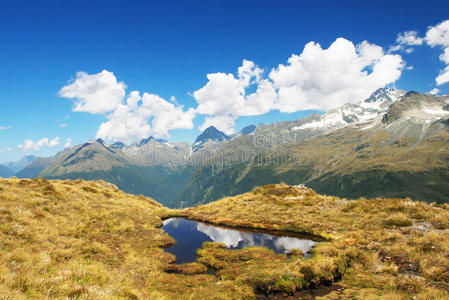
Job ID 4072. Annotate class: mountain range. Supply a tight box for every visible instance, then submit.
[0,164,14,178]
[8,88,449,207]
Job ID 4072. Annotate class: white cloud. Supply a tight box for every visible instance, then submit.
[193,38,404,132]
[425,19,449,85]
[199,116,236,135]
[96,91,195,142]
[169,95,178,104]
[270,39,404,111]
[61,71,197,143]
[64,138,72,148]
[59,70,126,114]
[193,59,269,133]
[429,88,440,95]
[59,123,69,128]
[396,31,424,46]
[18,137,60,151]
[389,30,424,53]
[194,73,246,117]
[0,126,11,130]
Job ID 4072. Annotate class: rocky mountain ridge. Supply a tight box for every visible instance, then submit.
[14,88,449,207]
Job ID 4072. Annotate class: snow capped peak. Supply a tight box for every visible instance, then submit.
[364,88,405,103]
[293,88,406,132]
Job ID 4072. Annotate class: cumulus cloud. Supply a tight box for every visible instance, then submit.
[18,137,60,151]
[64,138,72,148]
[396,31,424,46]
[199,115,236,134]
[59,123,68,128]
[59,70,126,114]
[96,91,195,142]
[429,88,440,95]
[270,39,404,111]
[389,30,423,53]
[425,19,449,85]
[61,71,196,142]
[193,59,269,133]
[193,38,404,132]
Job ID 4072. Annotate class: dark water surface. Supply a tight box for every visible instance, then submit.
[162,218,319,264]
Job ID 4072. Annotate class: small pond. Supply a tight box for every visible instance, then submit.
[162,218,320,264]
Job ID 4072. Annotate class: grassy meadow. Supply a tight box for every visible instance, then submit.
[1,178,449,299]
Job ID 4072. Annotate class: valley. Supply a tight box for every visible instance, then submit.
[3,89,448,208]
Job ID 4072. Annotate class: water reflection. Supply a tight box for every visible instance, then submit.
[162,218,317,264]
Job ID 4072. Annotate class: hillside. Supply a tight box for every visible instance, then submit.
[38,139,192,207]
[20,89,449,208]
[178,91,449,206]
[1,179,448,299]
[185,183,449,299]
[0,165,14,178]
[16,156,55,178]
[4,155,36,173]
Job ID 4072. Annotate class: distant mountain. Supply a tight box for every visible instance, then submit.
[110,142,125,149]
[31,88,449,207]
[240,125,256,135]
[16,157,56,178]
[40,139,133,177]
[0,164,14,178]
[5,155,37,173]
[39,138,192,207]
[125,137,191,168]
[192,126,230,151]
[178,90,449,206]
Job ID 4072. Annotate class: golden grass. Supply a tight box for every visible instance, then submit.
[1,179,449,299]
[0,178,242,299]
[185,183,449,299]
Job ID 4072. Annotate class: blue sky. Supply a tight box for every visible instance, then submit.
[1,0,449,163]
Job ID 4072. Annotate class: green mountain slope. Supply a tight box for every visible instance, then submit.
[36,90,449,207]
[38,139,192,207]
[16,156,55,178]
[178,92,449,206]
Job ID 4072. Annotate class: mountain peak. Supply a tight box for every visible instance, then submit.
[240,125,256,135]
[4,155,38,173]
[194,126,229,144]
[364,87,404,104]
[137,136,168,147]
[111,142,125,149]
[192,126,230,151]
[381,91,449,125]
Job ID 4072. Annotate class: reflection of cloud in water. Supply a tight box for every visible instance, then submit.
[197,223,246,247]
[196,223,316,253]
[162,218,183,229]
[273,237,316,253]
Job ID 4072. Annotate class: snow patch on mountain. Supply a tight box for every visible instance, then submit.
[292,88,406,132]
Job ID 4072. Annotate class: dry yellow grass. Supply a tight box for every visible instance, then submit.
[185,183,449,299]
[0,178,246,299]
[1,178,449,299]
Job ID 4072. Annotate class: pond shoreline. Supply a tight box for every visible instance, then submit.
[162,215,328,242]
